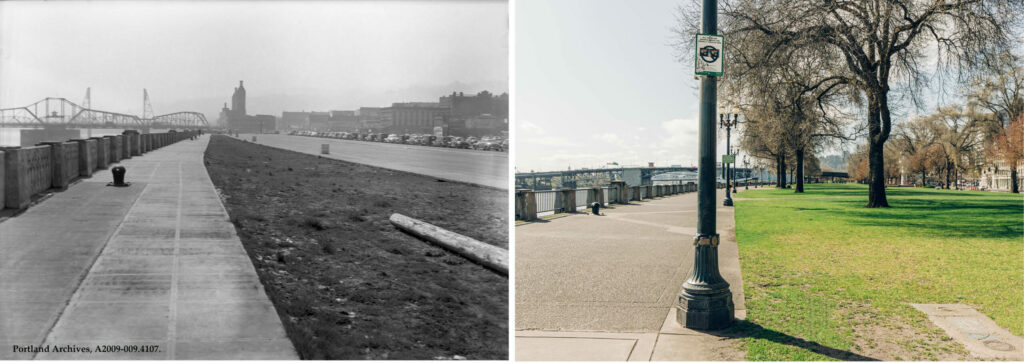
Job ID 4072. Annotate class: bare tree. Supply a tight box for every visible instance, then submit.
[679,0,1022,207]
[968,50,1024,192]
[893,115,940,185]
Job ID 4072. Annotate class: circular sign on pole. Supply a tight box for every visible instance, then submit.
[695,34,724,77]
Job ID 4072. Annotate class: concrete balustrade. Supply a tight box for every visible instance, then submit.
[586,186,605,206]
[123,130,141,157]
[1,130,199,211]
[140,134,149,153]
[611,181,628,204]
[554,188,577,213]
[0,150,4,209]
[118,135,130,160]
[71,139,97,177]
[514,180,704,221]
[91,137,109,169]
[106,135,121,163]
[515,189,538,221]
[3,146,52,209]
[37,142,76,189]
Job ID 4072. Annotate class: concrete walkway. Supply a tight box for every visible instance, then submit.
[515,189,746,361]
[0,135,297,359]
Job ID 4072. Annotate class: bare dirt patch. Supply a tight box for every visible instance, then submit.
[204,135,507,360]
[846,305,972,361]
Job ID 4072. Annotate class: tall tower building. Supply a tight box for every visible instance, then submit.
[231,80,247,117]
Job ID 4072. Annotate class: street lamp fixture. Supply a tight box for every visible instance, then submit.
[719,106,739,206]
[676,0,734,330]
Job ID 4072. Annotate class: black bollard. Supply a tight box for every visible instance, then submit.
[591,202,600,215]
[107,166,131,187]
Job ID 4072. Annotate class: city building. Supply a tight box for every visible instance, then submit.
[279,111,310,131]
[271,90,508,136]
[358,107,393,131]
[223,80,265,133]
[231,81,246,117]
[254,115,276,133]
[438,91,509,136]
[440,90,509,120]
[981,161,1023,192]
[391,102,449,133]
[329,110,359,131]
[308,112,331,130]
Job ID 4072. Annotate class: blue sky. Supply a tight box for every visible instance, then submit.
[515,0,709,172]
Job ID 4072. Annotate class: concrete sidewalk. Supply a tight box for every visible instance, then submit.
[515,189,746,361]
[0,135,297,359]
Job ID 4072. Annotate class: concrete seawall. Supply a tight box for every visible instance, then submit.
[1,130,199,211]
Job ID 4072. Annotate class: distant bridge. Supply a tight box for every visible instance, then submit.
[0,98,208,130]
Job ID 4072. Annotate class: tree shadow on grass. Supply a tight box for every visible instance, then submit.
[711,320,880,361]
[835,198,1023,239]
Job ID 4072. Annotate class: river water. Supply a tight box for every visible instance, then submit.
[0,128,171,147]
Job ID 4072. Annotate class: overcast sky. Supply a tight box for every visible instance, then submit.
[516,0,712,172]
[0,1,507,121]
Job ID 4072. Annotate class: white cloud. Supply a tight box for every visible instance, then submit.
[518,120,545,134]
[593,132,625,147]
[520,136,577,147]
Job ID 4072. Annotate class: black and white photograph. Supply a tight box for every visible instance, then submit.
[0,0,508,360]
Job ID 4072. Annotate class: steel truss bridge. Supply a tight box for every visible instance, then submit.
[0,98,208,130]
[515,166,759,190]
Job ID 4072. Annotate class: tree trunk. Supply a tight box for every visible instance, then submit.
[776,153,786,188]
[795,148,805,193]
[866,139,889,207]
[866,92,890,207]
[1012,161,1019,193]
[921,171,926,187]
[945,165,951,189]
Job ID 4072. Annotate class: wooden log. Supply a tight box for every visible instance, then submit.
[389,213,508,275]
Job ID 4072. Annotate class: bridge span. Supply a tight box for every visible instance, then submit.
[515,165,766,190]
[0,97,209,130]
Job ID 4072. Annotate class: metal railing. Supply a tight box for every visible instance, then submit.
[535,190,557,214]
[515,182,701,221]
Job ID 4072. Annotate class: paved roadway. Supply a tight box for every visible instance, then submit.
[239,133,508,190]
[0,135,297,359]
[515,189,747,360]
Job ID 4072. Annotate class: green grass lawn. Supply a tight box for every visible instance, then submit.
[731,184,1023,361]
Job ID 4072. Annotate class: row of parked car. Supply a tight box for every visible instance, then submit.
[289,130,508,152]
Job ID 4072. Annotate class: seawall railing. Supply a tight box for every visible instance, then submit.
[1,129,199,211]
[515,182,702,221]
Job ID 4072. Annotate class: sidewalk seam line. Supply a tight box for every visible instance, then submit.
[167,160,183,359]
[33,162,156,359]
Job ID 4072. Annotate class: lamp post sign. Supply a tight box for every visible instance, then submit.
[695,34,724,76]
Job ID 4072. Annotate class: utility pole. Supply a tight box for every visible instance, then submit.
[676,0,734,330]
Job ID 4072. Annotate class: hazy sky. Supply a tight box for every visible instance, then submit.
[512,0,1000,173]
[0,1,508,121]
[515,0,717,172]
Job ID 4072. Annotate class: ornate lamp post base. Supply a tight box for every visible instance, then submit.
[677,288,735,330]
[677,233,734,330]
[723,197,733,206]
